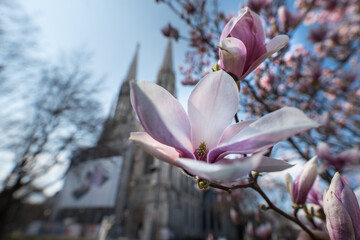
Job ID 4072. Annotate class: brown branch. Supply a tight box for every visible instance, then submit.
[185,170,318,240]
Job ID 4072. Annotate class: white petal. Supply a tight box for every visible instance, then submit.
[254,156,294,172]
[219,120,255,145]
[130,132,182,167]
[177,153,262,182]
[188,70,239,151]
[265,35,290,53]
[209,107,319,162]
[130,81,193,157]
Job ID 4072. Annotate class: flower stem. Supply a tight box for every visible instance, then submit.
[234,113,239,123]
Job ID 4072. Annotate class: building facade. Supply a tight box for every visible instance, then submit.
[54,40,236,240]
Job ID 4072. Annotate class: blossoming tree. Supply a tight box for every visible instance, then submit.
[130,0,360,239]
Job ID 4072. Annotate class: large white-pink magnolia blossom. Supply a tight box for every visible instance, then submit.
[129,70,319,182]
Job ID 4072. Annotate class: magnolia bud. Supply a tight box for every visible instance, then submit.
[323,173,360,240]
[286,156,318,205]
[218,7,288,80]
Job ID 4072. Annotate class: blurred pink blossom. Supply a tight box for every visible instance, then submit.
[317,142,360,171]
[161,23,179,41]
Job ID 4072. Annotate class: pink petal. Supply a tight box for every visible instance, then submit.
[129,132,183,167]
[130,81,193,158]
[177,153,263,182]
[265,34,290,53]
[219,120,255,145]
[188,70,239,151]
[249,9,266,44]
[208,107,319,162]
[219,37,247,79]
[221,8,265,48]
[240,35,289,80]
[219,7,249,41]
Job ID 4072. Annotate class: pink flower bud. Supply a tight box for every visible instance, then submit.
[285,156,318,205]
[161,23,179,41]
[323,173,360,240]
[219,7,289,80]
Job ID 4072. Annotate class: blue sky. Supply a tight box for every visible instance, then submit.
[19,0,241,114]
[18,0,310,116]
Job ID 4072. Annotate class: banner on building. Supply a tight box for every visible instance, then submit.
[58,156,123,208]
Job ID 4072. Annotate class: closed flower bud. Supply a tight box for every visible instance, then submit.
[323,173,360,240]
[286,156,318,205]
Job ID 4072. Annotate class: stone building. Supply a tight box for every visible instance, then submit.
[54,40,236,240]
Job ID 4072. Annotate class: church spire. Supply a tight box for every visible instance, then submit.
[157,39,175,96]
[97,45,139,147]
[160,39,173,72]
[124,43,139,84]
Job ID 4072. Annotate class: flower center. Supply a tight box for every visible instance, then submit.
[195,141,208,161]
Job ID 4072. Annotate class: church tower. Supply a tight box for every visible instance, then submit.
[156,39,175,95]
[97,45,140,153]
[53,46,141,226]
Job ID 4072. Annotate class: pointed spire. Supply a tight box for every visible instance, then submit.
[97,44,140,146]
[157,39,176,96]
[125,43,139,83]
[160,39,173,72]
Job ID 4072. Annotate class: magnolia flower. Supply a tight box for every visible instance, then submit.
[285,156,318,205]
[317,142,360,170]
[130,70,319,182]
[218,7,289,80]
[323,173,360,240]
